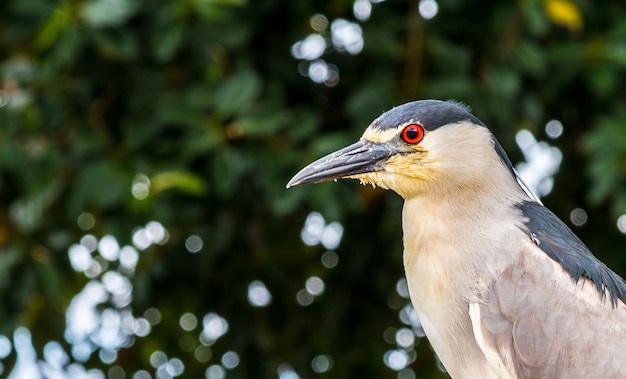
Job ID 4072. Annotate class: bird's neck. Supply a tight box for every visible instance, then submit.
[400,175,529,375]
[402,174,528,295]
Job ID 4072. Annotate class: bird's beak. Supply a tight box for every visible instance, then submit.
[286,139,392,188]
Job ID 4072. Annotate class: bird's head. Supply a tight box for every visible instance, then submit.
[287,100,526,200]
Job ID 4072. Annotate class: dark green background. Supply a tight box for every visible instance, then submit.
[1,0,626,377]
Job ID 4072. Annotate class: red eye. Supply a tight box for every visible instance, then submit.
[401,124,424,144]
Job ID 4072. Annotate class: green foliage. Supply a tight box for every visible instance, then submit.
[1,0,626,377]
[585,111,626,212]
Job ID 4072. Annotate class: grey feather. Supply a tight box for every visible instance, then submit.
[516,200,626,306]
[473,248,626,378]
[371,100,485,131]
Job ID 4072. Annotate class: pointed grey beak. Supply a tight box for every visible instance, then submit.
[286,139,392,188]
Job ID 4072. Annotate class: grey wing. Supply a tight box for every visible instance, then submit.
[470,242,626,379]
[516,200,626,306]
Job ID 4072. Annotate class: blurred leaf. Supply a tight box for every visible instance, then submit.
[151,171,207,195]
[604,42,626,67]
[214,70,262,118]
[211,147,247,196]
[544,0,583,31]
[585,112,626,212]
[155,103,206,129]
[0,247,24,291]
[587,66,617,97]
[192,0,246,20]
[520,0,550,36]
[91,29,139,60]
[237,110,292,137]
[486,67,520,98]
[8,0,54,18]
[70,162,130,215]
[9,180,61,233]
[46,26,82,68]
[81,0,140,28]
[346,79,394,130]
[198,0,246,5]
[514,41,546,76]
[181,121,226,157]
[426,38,472,73]
[423,75,474,102]
[284,109,318,142]
[153,24,185,62]
[34,2,75,51]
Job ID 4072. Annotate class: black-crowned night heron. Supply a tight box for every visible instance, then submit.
[287,100,626,378]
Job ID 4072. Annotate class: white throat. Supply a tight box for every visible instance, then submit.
[400,157,530,377]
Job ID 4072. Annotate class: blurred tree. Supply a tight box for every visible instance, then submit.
[1,0,626,378]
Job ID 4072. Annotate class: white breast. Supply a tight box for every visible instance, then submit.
[401,189,528,378]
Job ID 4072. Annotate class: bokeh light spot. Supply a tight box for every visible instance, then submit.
[194,346,212,363]
[305,276,325,296]
[296,289,314,306]
[165,358,184,376]
[310,14,328,31]
[71,340,93,362]
[0,335,11,359]
[515,129,562,198]
[131,184,149,200]
[396,278,410,299]
[80,234,98,252]
[102,271,131,300]
[146,221,167,244]
[84,257,105,278]
[133,370,151,379]
[44,340,69,367]
[570,208,588,226]
[132,228,151,250]
[311,354,333,373]
[301,212,325,245]
[144,308,162,325]
[185,235,203,253]
[108,366,125,379]
[330,19,363,55]
[545,119,564,139]
[321,251,339,268]
[221,351,240,369]
[205,365,225,379]
[384,349,409,371]
[395,328,416,348]
[201,313,229,344]
[247,281,272,307]
[179,313,198,331]
[418,0,439,19]
[0,89,10,107]
[300,34,326,60]
[119,246,139,271]
[69,244,93,272]
[99,349,117,364]
[301,213,344,248]
[133,318,151,337]
[321,222,343,250]
[132,174,150,200]
[398,304,425,337]
[617,214,626,233]
[77,212,96,230]
[383,327,397,344]
[353,0,372,21]
[308,60,329,83]
[277,364,300,379]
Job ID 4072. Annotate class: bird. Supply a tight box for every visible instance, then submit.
[287,100,626,378]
